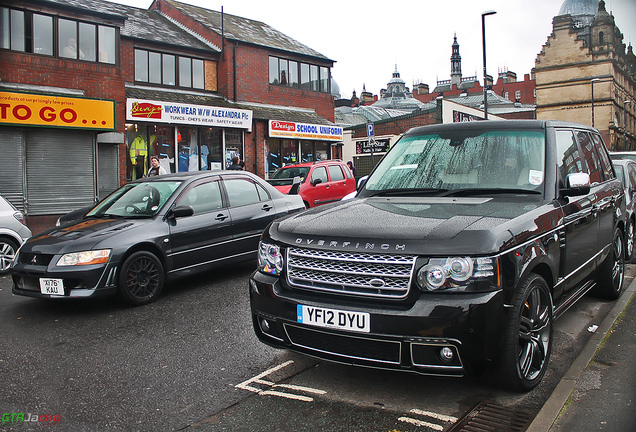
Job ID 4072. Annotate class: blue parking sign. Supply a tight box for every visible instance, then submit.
[367,123,374,137]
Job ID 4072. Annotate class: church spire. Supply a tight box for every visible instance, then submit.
[450,33,462,87]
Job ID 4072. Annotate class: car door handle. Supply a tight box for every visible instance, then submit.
[261,204,273,212]
[215,213,229,221]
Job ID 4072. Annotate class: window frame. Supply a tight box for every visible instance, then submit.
[134,47,206,90]
[1,6,117,64]
[269,55,330,94]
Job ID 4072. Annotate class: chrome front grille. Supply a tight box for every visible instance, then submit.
[286,247,416,299]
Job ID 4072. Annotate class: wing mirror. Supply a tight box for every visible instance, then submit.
[311,177,323,187]
[560,172,591,197]
[169,205,194,219]
[288,176,302,195]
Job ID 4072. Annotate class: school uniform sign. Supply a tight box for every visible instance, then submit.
[126,98,252,129]
[269,120,343,141]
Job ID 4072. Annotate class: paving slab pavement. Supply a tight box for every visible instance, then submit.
[527,276,636,432]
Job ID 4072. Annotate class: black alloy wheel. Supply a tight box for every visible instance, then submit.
[118,251,164,305]
[500,273,553,392]
[593,227,625,300]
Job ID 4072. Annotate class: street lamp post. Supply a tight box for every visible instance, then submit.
[591,78,600,127]
[482,10,496,120]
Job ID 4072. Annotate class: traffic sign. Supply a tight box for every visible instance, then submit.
[367,123,374,137]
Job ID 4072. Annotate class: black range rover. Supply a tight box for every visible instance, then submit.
[249,120,626,391]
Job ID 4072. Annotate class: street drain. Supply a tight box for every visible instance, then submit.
[447,401,533,432]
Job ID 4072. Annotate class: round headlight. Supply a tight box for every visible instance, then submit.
[418,264,446,290]
[447,257,473,282]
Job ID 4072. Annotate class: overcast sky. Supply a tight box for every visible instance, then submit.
[111,0,635,99]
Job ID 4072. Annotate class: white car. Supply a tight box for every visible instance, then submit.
[0,195,32,275]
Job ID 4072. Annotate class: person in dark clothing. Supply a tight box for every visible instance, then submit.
[227,156,243,170]
[347,161,357,177]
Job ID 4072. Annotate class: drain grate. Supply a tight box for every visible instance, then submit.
[448,401,533,432]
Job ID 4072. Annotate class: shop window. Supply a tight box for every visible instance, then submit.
[202,127,223,170]
[2,7,116,63]
[225,130,244,169]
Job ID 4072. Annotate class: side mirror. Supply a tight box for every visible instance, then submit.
[560,172,591,197]
[288,176,301,195]
[311,178,323,187]
[169,205,194,219]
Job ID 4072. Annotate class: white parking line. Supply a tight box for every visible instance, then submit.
[235,360,326,402]
[398,408,458,431]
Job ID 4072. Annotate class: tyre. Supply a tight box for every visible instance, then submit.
[592,227,625,300]
[625,220,634,262]
[118,251,164,305]
[500,273,553,392]
[0,237,19,275]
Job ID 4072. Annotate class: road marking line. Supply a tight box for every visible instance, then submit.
[260,390,314,402]
[235,360,294,392]
[273,383,327,395]
[409,409,458,423]
[235,360,326,402]
[397,416,444,431]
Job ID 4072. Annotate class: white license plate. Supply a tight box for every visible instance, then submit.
[297,305,370,333]
[39,278,64,295]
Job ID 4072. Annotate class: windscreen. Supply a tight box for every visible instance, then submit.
[364,130,545,195]
[87,181,182,218]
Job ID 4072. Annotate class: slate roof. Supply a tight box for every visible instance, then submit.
[40,0,214,51]
[163,0,332,61]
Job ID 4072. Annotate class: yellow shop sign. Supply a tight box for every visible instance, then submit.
[0,91,115,130]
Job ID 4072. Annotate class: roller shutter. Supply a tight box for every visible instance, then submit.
[97,143,120,200]
[25,130,96,215]
[0,128,25,211]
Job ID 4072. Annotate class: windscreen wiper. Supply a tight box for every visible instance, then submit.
[440,188,542,197]
[370,188,449,197]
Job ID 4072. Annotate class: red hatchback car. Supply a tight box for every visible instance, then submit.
[267,160,356,208]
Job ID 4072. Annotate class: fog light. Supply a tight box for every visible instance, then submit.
[260,318,271,333]
[439,347,454,363]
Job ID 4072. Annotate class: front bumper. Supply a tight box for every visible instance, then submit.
[11,259,119,299]
[250,271,506,377]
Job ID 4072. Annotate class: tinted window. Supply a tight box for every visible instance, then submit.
[576,131,602,184]
[556,130,584,187]
[591,134,614,180]
[180,181,223,215]
[328,165,345,182]
[224,178,261,207]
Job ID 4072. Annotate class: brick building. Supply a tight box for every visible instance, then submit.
[0,0,339,233]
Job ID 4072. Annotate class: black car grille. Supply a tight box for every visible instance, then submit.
[286,247,416,299]
[284,324,401,365]
[19,253,54,266]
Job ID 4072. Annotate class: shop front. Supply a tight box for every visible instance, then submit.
[0,90,116,229]
[125,98,252,180]
[266,120,343,177]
